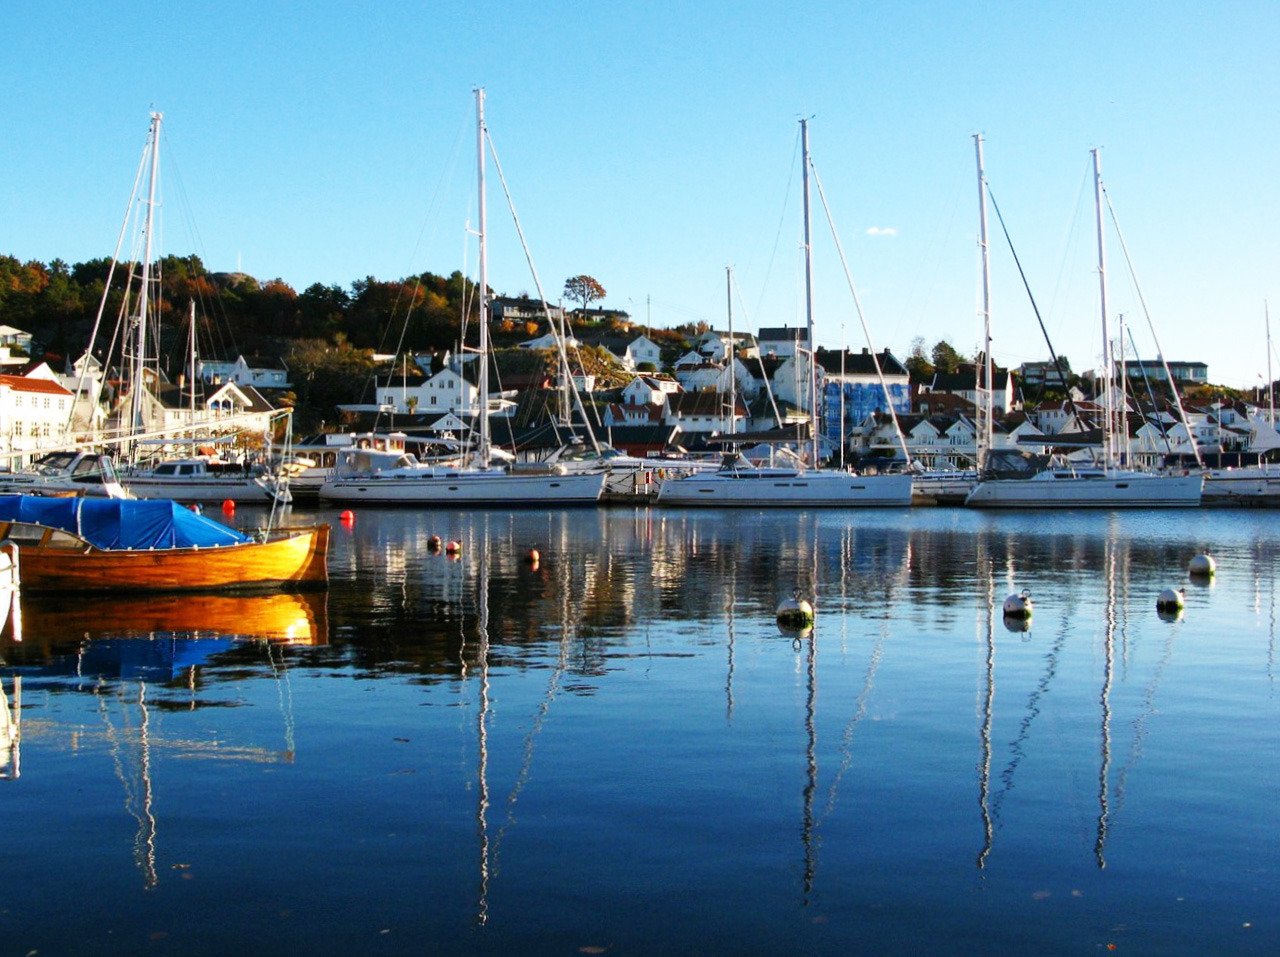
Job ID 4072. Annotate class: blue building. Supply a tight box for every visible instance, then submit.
[816,348,912,452]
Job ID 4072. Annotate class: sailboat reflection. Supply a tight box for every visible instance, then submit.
[0,675,19,781]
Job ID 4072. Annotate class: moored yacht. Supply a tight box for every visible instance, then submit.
[656,452,912,507]
[316,90,605,510]
[0,449,128,499]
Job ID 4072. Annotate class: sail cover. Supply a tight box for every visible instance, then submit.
[0,495,251,550]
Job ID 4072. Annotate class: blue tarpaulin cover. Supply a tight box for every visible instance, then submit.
[0,495,251,550]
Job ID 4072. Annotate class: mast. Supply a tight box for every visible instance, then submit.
[726,266,736,440]
[1267,301,1275,428]
[1092,148,1115,471]
[188,300,197,426]
[800,118,819,467]
[475,89,491,468]
[974,134,994,473]
[130,111,163,455]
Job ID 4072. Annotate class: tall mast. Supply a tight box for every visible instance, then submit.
[1092,147,1115,471]
[725,266,736,440]
[188,299,197,425]
[475,89,491,468]
[130,111,163,452]
[974,133,994,473]
[800,117,819,467]
[1267,300,1275,428]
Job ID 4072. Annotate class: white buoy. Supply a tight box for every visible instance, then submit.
[1003,590,1033,619]
[1157,587,1186,611]
[1189,554,1216,578]
[776,594,815,627]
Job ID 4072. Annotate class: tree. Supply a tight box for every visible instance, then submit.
[905,336,934,381]
[931,339,965,375]
[563,275,606,315]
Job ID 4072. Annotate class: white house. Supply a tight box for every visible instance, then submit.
[756,326,809,359]
[0,374,74,464]
[198,354,291,390]
[623,375,681,407]
[378,365,478,416]
[664,391,748,437]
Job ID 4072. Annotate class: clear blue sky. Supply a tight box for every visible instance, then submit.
[6,1,1278,388]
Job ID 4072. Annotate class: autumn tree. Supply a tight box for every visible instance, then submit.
[563,275,606,315]
[905,336,934,381]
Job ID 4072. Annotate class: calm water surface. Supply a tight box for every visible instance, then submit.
[1,505,1277,955]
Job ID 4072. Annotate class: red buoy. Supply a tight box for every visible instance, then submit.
[221,499,236,515]
[445,540,462,554]
[340,509,355,523]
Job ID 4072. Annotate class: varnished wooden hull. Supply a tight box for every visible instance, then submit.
[16,524,329,593]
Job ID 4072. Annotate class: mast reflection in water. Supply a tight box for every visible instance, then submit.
[1,506,1278,955]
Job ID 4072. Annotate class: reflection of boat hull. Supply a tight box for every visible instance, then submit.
[13,525,329,593]
[15,589,329,646]
[657,471,912,507]
[965,472,1203,508]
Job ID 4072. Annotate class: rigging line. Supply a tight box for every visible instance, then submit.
[990,618,1069,822]
[1102,187,1203,468]
[808,162,912,465]
[160,127,240,363]
[1043,158,1094,333]
[72,128,151,436]
[818,632,884,823]
[731,273,785,428]
[485,130,600,453]
[753,125,802,322]
[1125,326,1174,455]
[985,184,1088,432]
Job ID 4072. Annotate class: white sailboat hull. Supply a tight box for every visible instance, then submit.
[1201,467,1280,505]
[122,475,278,503]
[911,470,979,504]
[965,471,1203,508]
[318,470,606,507]
[656,470,912,507]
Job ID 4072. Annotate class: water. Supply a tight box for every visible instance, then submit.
[1,506,1277,955]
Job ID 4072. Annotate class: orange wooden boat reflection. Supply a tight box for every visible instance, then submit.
[11,589,329,648]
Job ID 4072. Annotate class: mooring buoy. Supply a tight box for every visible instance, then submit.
[1002,589,1033,619]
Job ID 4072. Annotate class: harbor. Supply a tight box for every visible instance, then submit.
[7,4,1280,953]
[1,504,1278,954]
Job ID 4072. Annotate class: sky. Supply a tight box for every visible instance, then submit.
[5,1,1279,388]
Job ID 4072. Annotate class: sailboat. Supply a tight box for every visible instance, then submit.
[318,90,605,508]
[656,119,912,507]
[965,148,1202,508]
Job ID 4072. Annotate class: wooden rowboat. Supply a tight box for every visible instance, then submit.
[0,495,328,593]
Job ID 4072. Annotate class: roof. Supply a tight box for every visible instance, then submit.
[669,392,747,416]
[757,326,809,343]
[0,374,72,396]
[0,494,250,550]
[814,348,909,377]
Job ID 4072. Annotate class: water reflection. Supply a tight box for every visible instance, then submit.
[2,507,1278,951]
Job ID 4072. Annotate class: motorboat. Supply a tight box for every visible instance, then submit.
[0,449,128,499]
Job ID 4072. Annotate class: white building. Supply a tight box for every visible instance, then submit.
[198,354,291,390]
[0,374,74,465]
